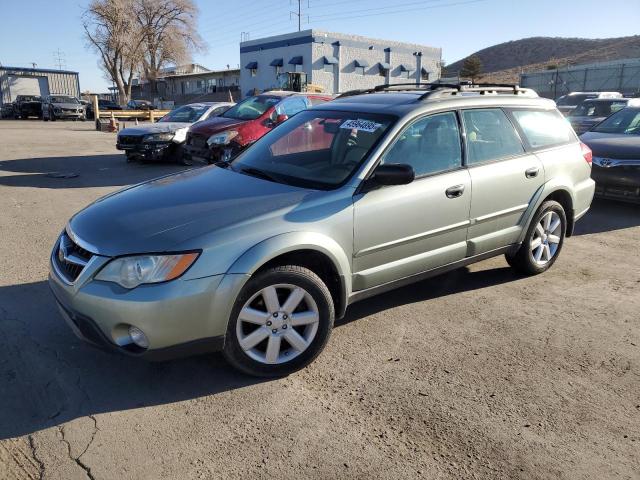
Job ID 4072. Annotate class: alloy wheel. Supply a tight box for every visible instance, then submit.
[530,211,562,265]
[235,283,320,364]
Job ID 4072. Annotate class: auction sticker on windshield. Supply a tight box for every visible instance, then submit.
[340,119,383,133]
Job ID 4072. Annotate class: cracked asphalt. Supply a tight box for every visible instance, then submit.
[0,120,639,479]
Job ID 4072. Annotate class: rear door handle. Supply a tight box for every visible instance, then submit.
[445,184,465,198]
[525,166,540,178]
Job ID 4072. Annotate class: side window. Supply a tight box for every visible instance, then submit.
[381,112,462,177]
[206,106,228,119]
[276,96,309,117]
[510,109,575,149]
[462,108,524,165]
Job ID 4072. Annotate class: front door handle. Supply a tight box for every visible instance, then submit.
[525,166,540,178]
[445,184,465,198]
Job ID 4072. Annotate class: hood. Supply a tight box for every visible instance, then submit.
[53,103,83,109]
[580,132,640,159]
[119,122,190,136]
[68,167,311,256]
[189,116,249,136]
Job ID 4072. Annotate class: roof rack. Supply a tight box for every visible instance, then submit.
[336,82,538,100]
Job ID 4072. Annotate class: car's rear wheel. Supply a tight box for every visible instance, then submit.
[506,200,566,275]
[223,265,334,377]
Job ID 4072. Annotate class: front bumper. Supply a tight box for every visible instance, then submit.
[116,141,173,159]
[48,241,246,360]
[592,161,640,203]
[55,110,84,119]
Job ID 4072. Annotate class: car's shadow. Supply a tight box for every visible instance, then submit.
[573,198,640,235]
[0,154,191,189]
[0,264,522,440]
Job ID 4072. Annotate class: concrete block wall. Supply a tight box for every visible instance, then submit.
[240,30,441,97]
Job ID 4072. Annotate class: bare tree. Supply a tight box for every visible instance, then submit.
[83,0,146,104]
[135,0,205,95]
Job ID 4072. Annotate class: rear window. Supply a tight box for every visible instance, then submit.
[556,94,595,106]
[461,109,524,164]
[571,100,628,117]
[511,109,575,149]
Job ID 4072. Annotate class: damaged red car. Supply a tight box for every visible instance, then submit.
[183,91,332,164]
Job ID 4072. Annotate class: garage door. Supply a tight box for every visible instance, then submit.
[8,75,49,100]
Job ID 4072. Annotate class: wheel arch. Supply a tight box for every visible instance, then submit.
[226,232,352,319]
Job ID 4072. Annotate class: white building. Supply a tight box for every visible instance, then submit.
[240,29,442,97]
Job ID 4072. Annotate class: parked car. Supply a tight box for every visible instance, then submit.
[85,99,122,120]
[42,95,85,121]
[555,91,622,116]
[1,103,14,119]
[183,92,332,164]
[567,98,640,135]
[127,99,156,110]
[580,106,640,203]
[12,95,42,119]
[116,102,234,163]
[49,83,594,376]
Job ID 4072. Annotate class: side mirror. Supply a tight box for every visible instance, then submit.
[275,113,288,124]
[366,164,415,189]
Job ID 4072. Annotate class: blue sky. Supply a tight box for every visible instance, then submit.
[1,0,639,92]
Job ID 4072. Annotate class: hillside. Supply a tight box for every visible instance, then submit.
[445,35,640,77]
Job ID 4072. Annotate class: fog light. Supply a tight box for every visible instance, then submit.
[128,326,149,349]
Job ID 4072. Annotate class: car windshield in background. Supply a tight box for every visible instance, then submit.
[571,100,627,117]
[160,105,209,123]
[223,96,280,120]
[592,108,640,135]
[51,96,78,104]
[230,110,396,190]
[556,94,596,106]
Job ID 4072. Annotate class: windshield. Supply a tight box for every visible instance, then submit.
[230,110,396,190]
[51,96,78,104]
[223,95,280,120]
[571,100,627,117]
[592,108,640,135]
[556,94,595,106]
[160,104,209,123]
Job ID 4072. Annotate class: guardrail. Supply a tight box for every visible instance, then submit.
[97,109,171,122]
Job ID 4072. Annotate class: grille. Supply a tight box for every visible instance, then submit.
[54,232,94,283]
[118,135,142,145]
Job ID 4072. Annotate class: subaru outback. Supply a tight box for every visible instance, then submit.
[49,83,595,377]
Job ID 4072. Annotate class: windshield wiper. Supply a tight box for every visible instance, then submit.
[238,166,279,183]
[213,161,235,171]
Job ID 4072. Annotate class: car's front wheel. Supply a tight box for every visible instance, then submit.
[223,265,334,377]
[506,200,566,275]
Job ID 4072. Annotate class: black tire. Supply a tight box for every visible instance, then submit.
[51,110,57,122]
[223,265,335,377]
[43,115,49,122]
[506,200,567,275]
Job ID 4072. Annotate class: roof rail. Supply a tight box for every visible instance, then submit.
[336,82,538,100]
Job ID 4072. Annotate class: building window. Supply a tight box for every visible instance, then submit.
[275,65,282,75]
[421,70,430,81]
[402,71,410,79]
[294,64,303,73]
[250,68,257,77]
[324,64,334,73]
[356,66,365,76]
[379,68,387,77]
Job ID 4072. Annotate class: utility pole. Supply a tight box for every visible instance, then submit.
[53,48,66,70]
[290,0,308,31]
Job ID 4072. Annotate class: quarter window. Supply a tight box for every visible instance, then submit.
[510,109,575,149]
[462,109,524,165]
[381,112,462,177]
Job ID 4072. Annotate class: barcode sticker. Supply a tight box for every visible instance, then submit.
[340,119,382,133]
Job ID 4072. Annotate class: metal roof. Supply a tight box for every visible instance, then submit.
[0,66,79,75]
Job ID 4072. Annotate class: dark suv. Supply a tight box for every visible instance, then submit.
[184,92,332,163]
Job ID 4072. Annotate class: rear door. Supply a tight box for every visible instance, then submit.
[462,108,545,255]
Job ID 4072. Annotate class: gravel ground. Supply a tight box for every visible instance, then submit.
[0,120,638,480]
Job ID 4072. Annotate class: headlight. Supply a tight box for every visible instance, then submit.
[54,107,61,113]
[173,127,188,143]
[143,132,174,142]
[207,130,238,146]
[95,253,199,289]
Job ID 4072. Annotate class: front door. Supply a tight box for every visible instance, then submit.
[353,111,471,291]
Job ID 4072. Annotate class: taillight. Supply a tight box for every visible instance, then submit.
[580,142,592,166]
